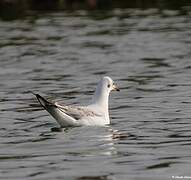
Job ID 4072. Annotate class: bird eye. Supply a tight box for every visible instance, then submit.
[107,84,111,88]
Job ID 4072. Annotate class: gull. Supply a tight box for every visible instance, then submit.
[34,76,119,127]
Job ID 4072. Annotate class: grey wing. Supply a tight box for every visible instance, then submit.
[55,103,101,120]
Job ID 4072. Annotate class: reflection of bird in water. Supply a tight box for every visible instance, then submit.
[108,128,130,140]
[52,127,129,140]
[47,126,129,157]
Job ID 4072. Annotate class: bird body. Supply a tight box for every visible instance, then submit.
[34,76,119,127]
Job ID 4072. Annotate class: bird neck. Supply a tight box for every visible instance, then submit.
[92,85,109,112]
[91,81,110,124]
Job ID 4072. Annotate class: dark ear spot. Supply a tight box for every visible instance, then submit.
[107,84,111,88]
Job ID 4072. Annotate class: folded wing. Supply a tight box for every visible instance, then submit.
[35,93,101,121]
[55,102,101,120]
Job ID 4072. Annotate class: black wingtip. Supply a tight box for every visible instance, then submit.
[29,91,36,96]
[30,92,49,108]
[29,91,41,99]
[30,91,41,101]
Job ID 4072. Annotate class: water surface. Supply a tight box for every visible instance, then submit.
[0,8,191,180]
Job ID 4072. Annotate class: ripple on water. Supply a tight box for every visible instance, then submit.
[0,8,191,180]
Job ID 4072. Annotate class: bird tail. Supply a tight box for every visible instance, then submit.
[31,92,78,127]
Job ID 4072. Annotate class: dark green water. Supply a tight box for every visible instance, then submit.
[0,8,191,180]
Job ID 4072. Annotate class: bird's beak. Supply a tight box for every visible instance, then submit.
[112,84,120,91]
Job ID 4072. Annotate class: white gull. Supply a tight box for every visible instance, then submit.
[34,76,119,127]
